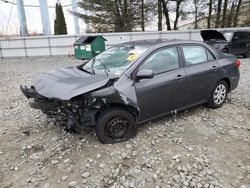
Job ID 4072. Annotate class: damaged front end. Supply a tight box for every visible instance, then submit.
[20,85,98,131]
[20,82,139,132]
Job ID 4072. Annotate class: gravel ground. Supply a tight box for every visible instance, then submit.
[0,56,249,188]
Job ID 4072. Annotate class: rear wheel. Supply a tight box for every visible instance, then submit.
[207,80,228,109]
[96,108,137,144]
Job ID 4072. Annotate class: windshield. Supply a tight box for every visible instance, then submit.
[80,45,148,76]
[223,32,233,41]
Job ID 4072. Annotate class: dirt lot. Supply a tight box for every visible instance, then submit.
[0,56,249,188]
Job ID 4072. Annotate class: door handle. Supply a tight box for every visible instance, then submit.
[176,74,185,80]
[212,65,217,69]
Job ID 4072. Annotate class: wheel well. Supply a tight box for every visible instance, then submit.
[222,48,229,53]
[95,103,139,122]
[221,77,230,91]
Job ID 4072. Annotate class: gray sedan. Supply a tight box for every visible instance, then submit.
[21,40,240,143]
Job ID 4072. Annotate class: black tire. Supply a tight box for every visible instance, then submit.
[207,80,228,109]
[96,107,137,144]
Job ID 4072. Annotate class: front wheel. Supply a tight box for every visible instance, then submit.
[96,108,137,144]
[207,80,228,109]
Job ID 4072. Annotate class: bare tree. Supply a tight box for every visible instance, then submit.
[161,0,172,30]
[173,0,185,30]
[158,0,163,31]
[233,0,242,27]
[207,0,213,28]
[141,0,145,31]
[194,0,199,29]
[226,0,236,27]
[221,0,228,28]
[215,0,223,28]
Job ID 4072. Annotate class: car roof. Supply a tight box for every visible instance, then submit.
[117,39,205,48]
[221,30,250,33]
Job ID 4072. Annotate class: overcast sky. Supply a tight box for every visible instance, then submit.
[0,0,86,35]
[0,0,179,36]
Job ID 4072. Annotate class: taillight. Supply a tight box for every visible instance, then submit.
[235,59,240,68]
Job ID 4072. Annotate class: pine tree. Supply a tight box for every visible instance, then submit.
[54,3,67,35]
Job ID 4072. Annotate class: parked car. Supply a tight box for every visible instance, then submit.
[201,29,250,58]
[21,40,240,144]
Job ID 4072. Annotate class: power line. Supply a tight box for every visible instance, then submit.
[0,0,76,8]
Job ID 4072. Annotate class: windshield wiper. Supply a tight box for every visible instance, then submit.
[77,66,92,74]
[91,58,96,75]
[91,58,110,76]
[98,59,110,76]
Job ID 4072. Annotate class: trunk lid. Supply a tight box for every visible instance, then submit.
[200,30,227,42]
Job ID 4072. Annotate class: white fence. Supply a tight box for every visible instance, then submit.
[1,27,250,58]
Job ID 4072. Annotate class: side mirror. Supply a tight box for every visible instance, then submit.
[136,69,154,80]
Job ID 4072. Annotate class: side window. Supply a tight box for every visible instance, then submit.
[242,32,250,39]
[238,32,245,40]
[182,45,208,65]
[233,32,239,40]
[207,50,215,61]
[139,47,179,74]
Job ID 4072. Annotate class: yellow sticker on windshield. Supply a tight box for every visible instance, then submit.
[127,54,138,62]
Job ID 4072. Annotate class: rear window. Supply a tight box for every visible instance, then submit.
[223,32,233,41]
[182,45,214,65]
[239,32,250,39]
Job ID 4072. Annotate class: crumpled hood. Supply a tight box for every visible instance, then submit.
[34,66,109,100]
[201,30,226,41]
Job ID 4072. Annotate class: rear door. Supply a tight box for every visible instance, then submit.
[134,46,186,122]
[181,44,220,107]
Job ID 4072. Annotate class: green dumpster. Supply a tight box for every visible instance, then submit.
[74,36,106,59]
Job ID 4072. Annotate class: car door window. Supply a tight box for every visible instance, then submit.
[139,47,179,74]
[207,50,215,61]
[182,45,210,65]
[233,33,239,41]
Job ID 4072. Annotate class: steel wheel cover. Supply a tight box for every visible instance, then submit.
[105,117,130,139]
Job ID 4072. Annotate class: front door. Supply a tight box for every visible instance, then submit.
[134,46,186,122]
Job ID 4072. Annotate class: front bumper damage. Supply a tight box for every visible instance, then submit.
[20,76,140,133]
[20,85,96,131]
[21,85,58,110]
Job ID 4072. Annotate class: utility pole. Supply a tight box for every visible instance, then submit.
[39,0,51,35]
[71,0,80,34]
[16,0,28,37]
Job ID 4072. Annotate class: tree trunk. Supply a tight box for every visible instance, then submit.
[233,0,242,27]
[207,0,212,28]
[194,0,198,29]
[215,0,222,28]
[114,0,123,32]
[123,0,130,31]
[174,0,182,30]
[158,0,163,31]
[141,0,145,31]
[161,0,171,30]
[221,0,228,28]
[226,0,236,27]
